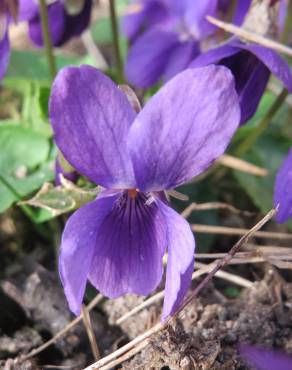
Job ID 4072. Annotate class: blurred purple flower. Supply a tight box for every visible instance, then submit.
[240,344,292,370]
[274,147,292,223]
[19,0,92,47]
[190,38,292,125]
[123,0,244,89]
[49,64,240,317]
[0,0,18,79]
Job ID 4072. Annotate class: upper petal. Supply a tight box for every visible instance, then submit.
[128,66,240,192]
[49,65,136,189]
[125,27,180,89]
[88,191,167,298]
[156,200,195,319]
[59,194,119,315]
[274,147,292,223]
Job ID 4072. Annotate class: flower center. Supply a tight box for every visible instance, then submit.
[128,188,139,199]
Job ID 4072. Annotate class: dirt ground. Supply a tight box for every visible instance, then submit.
[1,210,292,370]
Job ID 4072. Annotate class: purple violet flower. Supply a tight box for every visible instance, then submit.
[123,0,236,89]
[274,147,292,224]
[240,344,292,370]
[19,0,92,47]
[49,64,240,318]
[190,39,292,125]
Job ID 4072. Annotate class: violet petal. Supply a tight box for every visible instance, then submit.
[59,194,119,315]
[163,39,200,82]
[0,22,9,80]
[49,65,136,189]
[55,0,92,46]
[122,0,169,40]
[239,43,292,93]
[129,66,240,192]
[240,344,292,370]
[274,147,292,223]
[125,27,180,89]
[88,192,167,298]
[28,1,66,47]
[157,199,195,319]
[18,0,39,21]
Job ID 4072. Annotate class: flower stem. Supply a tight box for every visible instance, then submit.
[38,0,57,80]
[109,0,124,83]
[235,88,289,157]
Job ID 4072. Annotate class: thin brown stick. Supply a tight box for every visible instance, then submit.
[191,224,292,240]
[218,154,268,176]
[196,246,292,261]
[207,15,292,57]
[181,202,254,219]
[21,294,103,362]
[82,305,101,361]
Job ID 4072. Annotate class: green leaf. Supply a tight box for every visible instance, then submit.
[22,180,99,217]
[5,50,96,81]
[0,125,54,212]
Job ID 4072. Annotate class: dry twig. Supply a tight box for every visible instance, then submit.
[207,16,292,57]
[218,154,268,176]
[82,305,101,361]
[181,202,254,219]
[191,224,292,240]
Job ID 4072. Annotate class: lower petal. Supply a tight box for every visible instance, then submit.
[88,192,167,298]
[157,200,195,320]
[59,194,119,315]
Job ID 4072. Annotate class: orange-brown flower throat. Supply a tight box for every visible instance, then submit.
[128,188,139,199]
